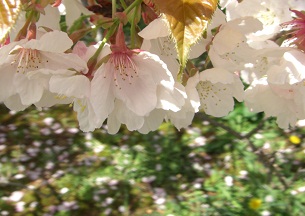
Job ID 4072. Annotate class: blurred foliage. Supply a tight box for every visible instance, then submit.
[0,103,305,216]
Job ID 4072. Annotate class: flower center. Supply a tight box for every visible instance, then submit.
[196,81,226,110]
[105,52,138,89]
[10,47,46,73]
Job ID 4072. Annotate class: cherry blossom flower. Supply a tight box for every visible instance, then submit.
[90,25,185,132]
[208,17,262,71]
[224,0,293,40]
[0,30,88,111]
[245,50,305,128]
[138,12,226,78]
[138,82,200,134]
[138,17,180,77]
[186,69,244,118]
[49,41,112,132]
[240,41,291,84]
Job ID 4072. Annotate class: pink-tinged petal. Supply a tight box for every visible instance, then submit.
[140,39,179,78]
[111,52,167,116]
[0,40,27,65]
[41,52,88,73]
[49,75,90,98]
[91,68,115,125]
[136,52,174,83]
[82,42,111,62]
[185,78,201,112]
[72,41,88,59]
[114,72,157,115]
[224,17,263,35]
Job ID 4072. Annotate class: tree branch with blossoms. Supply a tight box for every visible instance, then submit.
[0,0,305,134]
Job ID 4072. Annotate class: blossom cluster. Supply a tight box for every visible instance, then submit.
[1,0,305,133]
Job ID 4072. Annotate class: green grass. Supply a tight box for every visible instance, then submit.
[0,103,305,216]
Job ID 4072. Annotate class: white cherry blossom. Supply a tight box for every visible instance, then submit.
[224,0,293,40]
[0,31,88,110]
[245,50,305,128]
[187,69,244,117]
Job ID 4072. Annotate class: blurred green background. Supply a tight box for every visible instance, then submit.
[0,102,305,216]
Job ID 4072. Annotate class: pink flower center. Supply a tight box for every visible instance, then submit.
[104,51,138,89]
[10,47,47,73]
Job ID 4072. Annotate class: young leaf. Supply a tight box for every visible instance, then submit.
[0,0,21,43]
[153,0,218,73]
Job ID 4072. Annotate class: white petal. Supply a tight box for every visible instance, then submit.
[107,100,144,134]
[4,94,29,111]
[138,18,170,39]
[0,65,16,101]
[63,0,93,27]
[138,109,165,134]
[41,52,88,73]
[49,75,90,98]
[35,91,72,108]
[212,29,244,55]
[25,31,73,53]
[91,68,115,124]
[37,5,61,31]
[199,68,235,84]
[156,82,185,112]
[14,73,46,105]
[115,72,157,115]
[168,110,195,130]
[74,98,99,132]
[135,51,174,83]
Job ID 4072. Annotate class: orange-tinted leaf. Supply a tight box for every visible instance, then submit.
[0,0,21,43]
[153,0,218,71]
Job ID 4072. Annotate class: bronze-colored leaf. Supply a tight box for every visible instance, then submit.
[153,0,218,73]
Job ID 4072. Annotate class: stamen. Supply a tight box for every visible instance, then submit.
[11,48,44,73]
[104,52,138,89]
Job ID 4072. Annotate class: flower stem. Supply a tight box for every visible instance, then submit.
[87,20,120,73]
[112,0,116,19]
[124,0,143,15]
[120,0,127,9]
[14,10,36,41]
[130,4,139,49]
